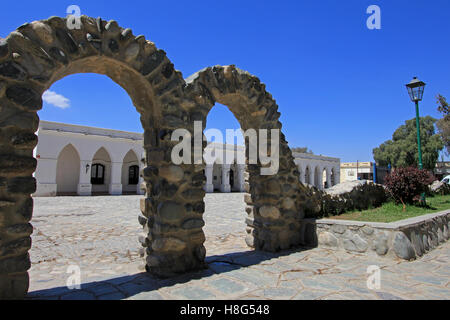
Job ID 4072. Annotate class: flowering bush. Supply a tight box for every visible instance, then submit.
[384,167,435,207]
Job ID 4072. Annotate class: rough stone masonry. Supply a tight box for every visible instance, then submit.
[0,15,324,299]
[1,15,448,300]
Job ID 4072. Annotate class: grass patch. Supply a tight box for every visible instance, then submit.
[326,194,450,223]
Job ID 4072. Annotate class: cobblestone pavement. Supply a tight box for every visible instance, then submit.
[27,194,450,300]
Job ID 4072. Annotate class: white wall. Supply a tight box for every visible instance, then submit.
[34,121,341,196]
[34,121,144,197]
[293,153,341,189]
[212,163,222,191]
[56,144,80,194]
[121,150,139,193]
[91,147,112,194]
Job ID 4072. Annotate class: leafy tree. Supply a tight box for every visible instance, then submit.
[291,147,313,154]
[384,167,434,210]
[373,116,443,170]
[436,94,450,155]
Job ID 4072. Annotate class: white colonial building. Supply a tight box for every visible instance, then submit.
[33,121,340,196]
[293,152,341,190]
[203,143,246,193]
[34,121,145,197]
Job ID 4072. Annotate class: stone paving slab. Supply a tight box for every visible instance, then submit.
[27,242,450,300]
[27,195,450,300]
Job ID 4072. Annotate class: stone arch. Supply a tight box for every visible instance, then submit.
[55,143,80,195]
[0,18,317,299]
[0,15,190,298]
[184,65,307,253]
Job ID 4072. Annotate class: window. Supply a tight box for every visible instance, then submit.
[128,165,139,185]
[91,164,105,185]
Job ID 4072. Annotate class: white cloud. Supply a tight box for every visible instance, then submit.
[42,90,70,109]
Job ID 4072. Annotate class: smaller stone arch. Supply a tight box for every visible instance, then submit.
[185,65,308,253]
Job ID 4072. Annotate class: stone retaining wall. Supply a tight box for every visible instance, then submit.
[302,210,450,260]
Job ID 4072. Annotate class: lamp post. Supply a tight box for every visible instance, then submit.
[405,76,426,204]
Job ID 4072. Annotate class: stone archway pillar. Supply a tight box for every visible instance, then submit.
[220,164,231,193]
[204,165,214,193]
[77,160,92,196]
[109,162,123,195]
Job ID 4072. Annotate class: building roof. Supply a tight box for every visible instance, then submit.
[292,152,340,162]
[38,120,143,141]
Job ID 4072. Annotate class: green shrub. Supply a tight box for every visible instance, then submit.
[384,167,434,207]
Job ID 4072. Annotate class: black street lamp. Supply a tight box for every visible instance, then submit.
[405,76,426,204]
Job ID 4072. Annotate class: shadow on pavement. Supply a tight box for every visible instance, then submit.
[27,246,314,300]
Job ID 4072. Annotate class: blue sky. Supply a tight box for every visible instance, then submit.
[1,0,449,162]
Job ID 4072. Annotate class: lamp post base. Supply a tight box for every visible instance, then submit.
[419,192,426,206]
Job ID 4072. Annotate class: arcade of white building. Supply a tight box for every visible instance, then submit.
[293,152,341,190]
[33,121,340,197]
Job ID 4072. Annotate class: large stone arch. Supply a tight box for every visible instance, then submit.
[0,15,192,298]
[0,18,315,299]
[184,65,308,253]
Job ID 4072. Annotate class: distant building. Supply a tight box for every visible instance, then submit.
[34,121,146,197]
[340,162,389,184]
[434,161,450,180]
[293,153,341,190]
